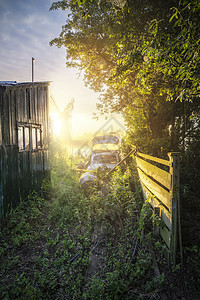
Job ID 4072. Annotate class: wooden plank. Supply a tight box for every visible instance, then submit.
[8,90,12,145]
[0,147,3,218]
[160,226,171,249]
[168,153,181,265]
[164,247,171,265]
[34,88,38,122]
[136,156,171,190]
[138,168,171,210]
[140,182,172,229]
[11,90,17,144]
[26,88,31,120]
[1,145,20,215]
[2,91,9,144]
[0,92,2,145]
[161,209,172,230]
[137,152,171,167]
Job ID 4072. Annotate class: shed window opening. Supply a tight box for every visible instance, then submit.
[18,125,42,151]
[37,128,42,148]
[25,127,30,150]
[32,128,37,150]
[18,127,24,150]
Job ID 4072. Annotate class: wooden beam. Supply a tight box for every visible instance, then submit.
[136,156,171,190]
[137,152,171,167]
[168,152,181,265]
[140,183,171,219]
[160,226,170,249]
[137,168,171,210]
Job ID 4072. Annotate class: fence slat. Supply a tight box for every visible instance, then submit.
[168,152,181,265]
[135,150,181,265]
[137,152,171,166]
[136,156,171,190]
[137,168,171,210]
[141,183,172,230]
[160,226,170,248]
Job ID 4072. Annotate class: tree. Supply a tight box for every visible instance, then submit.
[50,0,200,253]
[50,0,200,156]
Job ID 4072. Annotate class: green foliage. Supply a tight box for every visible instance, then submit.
[3,192,46,247]
[1,141,200,298]
[0,142,154,299]
[50,0,200,159]
[137,198,152,241]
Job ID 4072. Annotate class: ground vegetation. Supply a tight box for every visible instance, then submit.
[0,144,200,299]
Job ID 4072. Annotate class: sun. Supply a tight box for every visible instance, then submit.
[50,112,62,136]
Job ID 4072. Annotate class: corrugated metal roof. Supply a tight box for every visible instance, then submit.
[0,81,17,86]
[0,81,51,86]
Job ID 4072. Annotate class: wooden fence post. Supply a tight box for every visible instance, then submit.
[0,147,3,219]
[168,152,181,265]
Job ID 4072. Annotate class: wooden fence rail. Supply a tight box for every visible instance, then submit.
[135,151,182,265]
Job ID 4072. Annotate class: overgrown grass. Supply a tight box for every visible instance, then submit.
[0,142,200,299]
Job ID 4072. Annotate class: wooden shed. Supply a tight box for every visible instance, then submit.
[0,81,50,219]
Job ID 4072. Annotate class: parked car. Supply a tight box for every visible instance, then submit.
[79,135,120,193]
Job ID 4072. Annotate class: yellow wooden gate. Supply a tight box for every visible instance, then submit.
[135,151,182,265]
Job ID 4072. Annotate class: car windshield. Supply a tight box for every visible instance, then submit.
[93,144,119,151]
[92,154,118,164]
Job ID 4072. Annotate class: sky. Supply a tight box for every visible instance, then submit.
[0,0,125,138]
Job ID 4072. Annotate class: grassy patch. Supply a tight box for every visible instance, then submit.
[0,143,200,299]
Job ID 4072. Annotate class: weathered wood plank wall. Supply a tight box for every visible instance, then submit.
[0,82,50,219]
